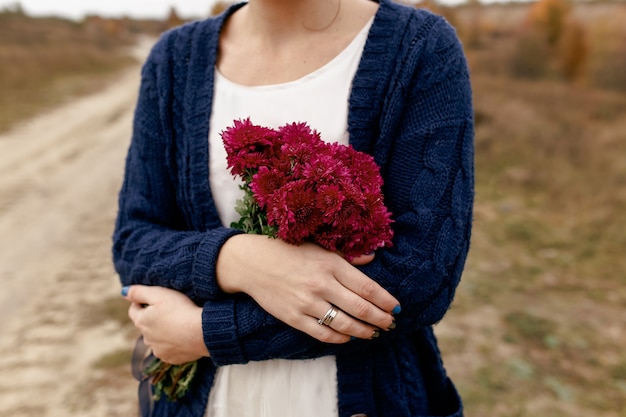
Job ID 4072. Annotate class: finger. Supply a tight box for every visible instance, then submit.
[335,263,400,314]
[127,301,149,326]
[298,315,351,344]
[122,285,155,306]
[332,290,395,332]
[326,277,397,331]
[334,249,374,266]
[319,306,380,340]
[349,253,375,266]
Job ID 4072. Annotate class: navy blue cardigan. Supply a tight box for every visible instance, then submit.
[113,1,474,416]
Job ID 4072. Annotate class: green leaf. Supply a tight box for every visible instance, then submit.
[143,357,198,402]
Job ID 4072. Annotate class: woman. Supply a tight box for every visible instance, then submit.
[114,0,474,416]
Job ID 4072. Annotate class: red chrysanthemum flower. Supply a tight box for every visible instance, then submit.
[278,122,322,148]
[301,152,348,185]
[267,180,323,244]
[250,166,288,209]
[221,118,280,177]
[221,119,394,259]
[315,184,345,221]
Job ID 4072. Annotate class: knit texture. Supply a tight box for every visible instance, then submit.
[113,0,474,416]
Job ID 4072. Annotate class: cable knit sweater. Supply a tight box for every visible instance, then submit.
[113,1,474,416]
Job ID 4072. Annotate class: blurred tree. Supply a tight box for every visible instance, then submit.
[0,1,25,15]
[512,0,588,83]
[558,20,587,82]
[165,6,185,29]
[527,0,572,46]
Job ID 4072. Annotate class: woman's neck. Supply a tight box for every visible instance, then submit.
[243,0,344,38]
[217,0,378,86]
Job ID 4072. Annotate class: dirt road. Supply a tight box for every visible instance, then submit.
[0,43,152,416]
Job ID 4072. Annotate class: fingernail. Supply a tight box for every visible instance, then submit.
[392,305,402,315]
[121,286,130,297]
[388,320,396,330]
[372,329,380,339]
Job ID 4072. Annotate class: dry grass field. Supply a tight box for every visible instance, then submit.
[438,73,626,416]
[0,9,149,132]
[435,1,626,415]
[0,1,624,416]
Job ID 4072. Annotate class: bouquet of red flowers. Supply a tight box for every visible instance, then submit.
[223,118,394,259]
[143,119,394,402]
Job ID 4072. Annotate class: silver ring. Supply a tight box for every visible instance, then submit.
[317,305,338,326]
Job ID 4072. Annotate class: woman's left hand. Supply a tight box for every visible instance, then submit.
[123,285,209,364]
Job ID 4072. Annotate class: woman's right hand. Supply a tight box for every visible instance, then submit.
[216,234,399,344]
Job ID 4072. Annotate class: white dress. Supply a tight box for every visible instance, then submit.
[205,18,373,417]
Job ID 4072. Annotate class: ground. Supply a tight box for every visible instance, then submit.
[0,59,142,416]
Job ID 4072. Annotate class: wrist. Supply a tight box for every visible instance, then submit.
[215,234,247,294]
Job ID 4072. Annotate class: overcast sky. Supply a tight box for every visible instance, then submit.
[0,0,472,20]
[0,0,225,20]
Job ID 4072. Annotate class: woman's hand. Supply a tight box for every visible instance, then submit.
[216,234,400,344]
[344,252,375,266]
[123,285,209,364]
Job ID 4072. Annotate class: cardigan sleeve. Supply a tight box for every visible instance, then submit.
[112,35,243,303]
[359,15,475,330]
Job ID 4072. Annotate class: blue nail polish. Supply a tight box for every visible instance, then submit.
[392,305,402,315]
[121,286,130,297]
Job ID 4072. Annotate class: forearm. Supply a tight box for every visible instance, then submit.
[113,220,243,302]
[204,233,399,363]
[201,296,380,365]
